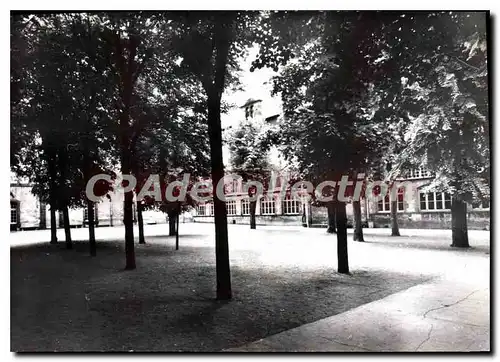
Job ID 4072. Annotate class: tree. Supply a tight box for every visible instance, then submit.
[253,11,400,273]
[11,14,86,249]
[170,11,259,299]
[11,13,117,252]
[228,120,271,229]
[97,12,185,268]
[132,75,211,242]
[387,12,489,247]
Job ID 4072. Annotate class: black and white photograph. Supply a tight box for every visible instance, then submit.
[8,8,491,353]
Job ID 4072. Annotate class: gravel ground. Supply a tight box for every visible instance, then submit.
[10,223,489,352]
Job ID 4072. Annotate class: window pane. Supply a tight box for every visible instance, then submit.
[420,194,426,210]
[436,192,443,210]
[428,200,435,210]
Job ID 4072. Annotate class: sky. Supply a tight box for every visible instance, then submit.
[221,46,283,164]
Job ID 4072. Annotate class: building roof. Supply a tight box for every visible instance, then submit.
[240,98,262,108]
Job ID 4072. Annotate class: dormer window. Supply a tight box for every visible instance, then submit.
[245,104,254,120]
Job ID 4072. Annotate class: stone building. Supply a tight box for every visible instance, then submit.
[10,173,167,231]
[367,167,490,230]
[193,96,490,230]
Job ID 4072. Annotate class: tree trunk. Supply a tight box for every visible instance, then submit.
[49,204,58,244]
[62,205,72,249]
[83,137,96,255]
[137,201,145,244]
[326,201,336,233]
[47,145,58,244]
[451,197,469,247]
[353,200,364,241]
[175,203,180,250]
[121,142,135,270]
[207,95,232,300]
[168,211,177,236]
[249,200,257,229]
[88,200,96,256]
[335,201,349,274]
[390,200,400,236]
[57,144,72,249]
[115,34,138,271]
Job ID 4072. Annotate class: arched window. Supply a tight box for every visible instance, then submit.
[260,196,276,215]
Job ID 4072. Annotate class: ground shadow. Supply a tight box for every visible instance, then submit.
[11,240,428,352]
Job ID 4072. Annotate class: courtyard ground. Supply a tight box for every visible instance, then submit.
[10,223,490,352]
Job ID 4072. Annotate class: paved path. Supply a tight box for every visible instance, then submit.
[226,276,490,352]
[10,223,490,352]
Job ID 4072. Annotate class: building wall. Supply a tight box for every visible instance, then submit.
[10,185,42,230]
[10,184,169,231]
[367,177,490,230]
[369,211,490,230]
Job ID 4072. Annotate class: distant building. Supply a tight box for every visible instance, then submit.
[194,97,490,230]
[9,172,167,232]
[367,167,490,230]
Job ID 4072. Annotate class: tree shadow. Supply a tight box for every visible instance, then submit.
[362,238,490,255]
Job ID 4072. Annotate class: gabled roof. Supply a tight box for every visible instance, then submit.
[240,98,262,108]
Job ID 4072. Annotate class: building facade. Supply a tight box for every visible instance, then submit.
[10,174,168,231]
[194,97,490,230]
[367,167,490,230]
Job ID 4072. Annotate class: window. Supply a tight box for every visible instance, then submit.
[10,203,17,224]
[207,202,214,216]
[472,199,490,210]
[260,196,276,215]
[245,104,254,120]
[197,205,206,216]
[231,179,240,193]
[241,199,250,215]
[378,188,405,212]
[397,187,405,211]
[420,192,451,210]
[377,195,391,212]
[226,200,237,215]
[282,196,301,215]
[407,167,432,179]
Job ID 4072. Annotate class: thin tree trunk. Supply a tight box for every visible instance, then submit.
[115,33,137,270]
[249,200,257,229]
[200,17,234,300]
[57,146,71,249]
[168,211,176,236]
[335,201,349,274]
[175,203,180,250]
[49,204,58,244]
[137,201,145,244]
[62,205,72,249]
[353,200,364,241]
[83,136,96,255]
[451,196,469,247]
[207,94,231,300]
[120,112,135,270]
[326,201,336,233]
[88,201,96,256]
[121,142,135,270]
[47,145,58,244]
[390,200,400,236]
